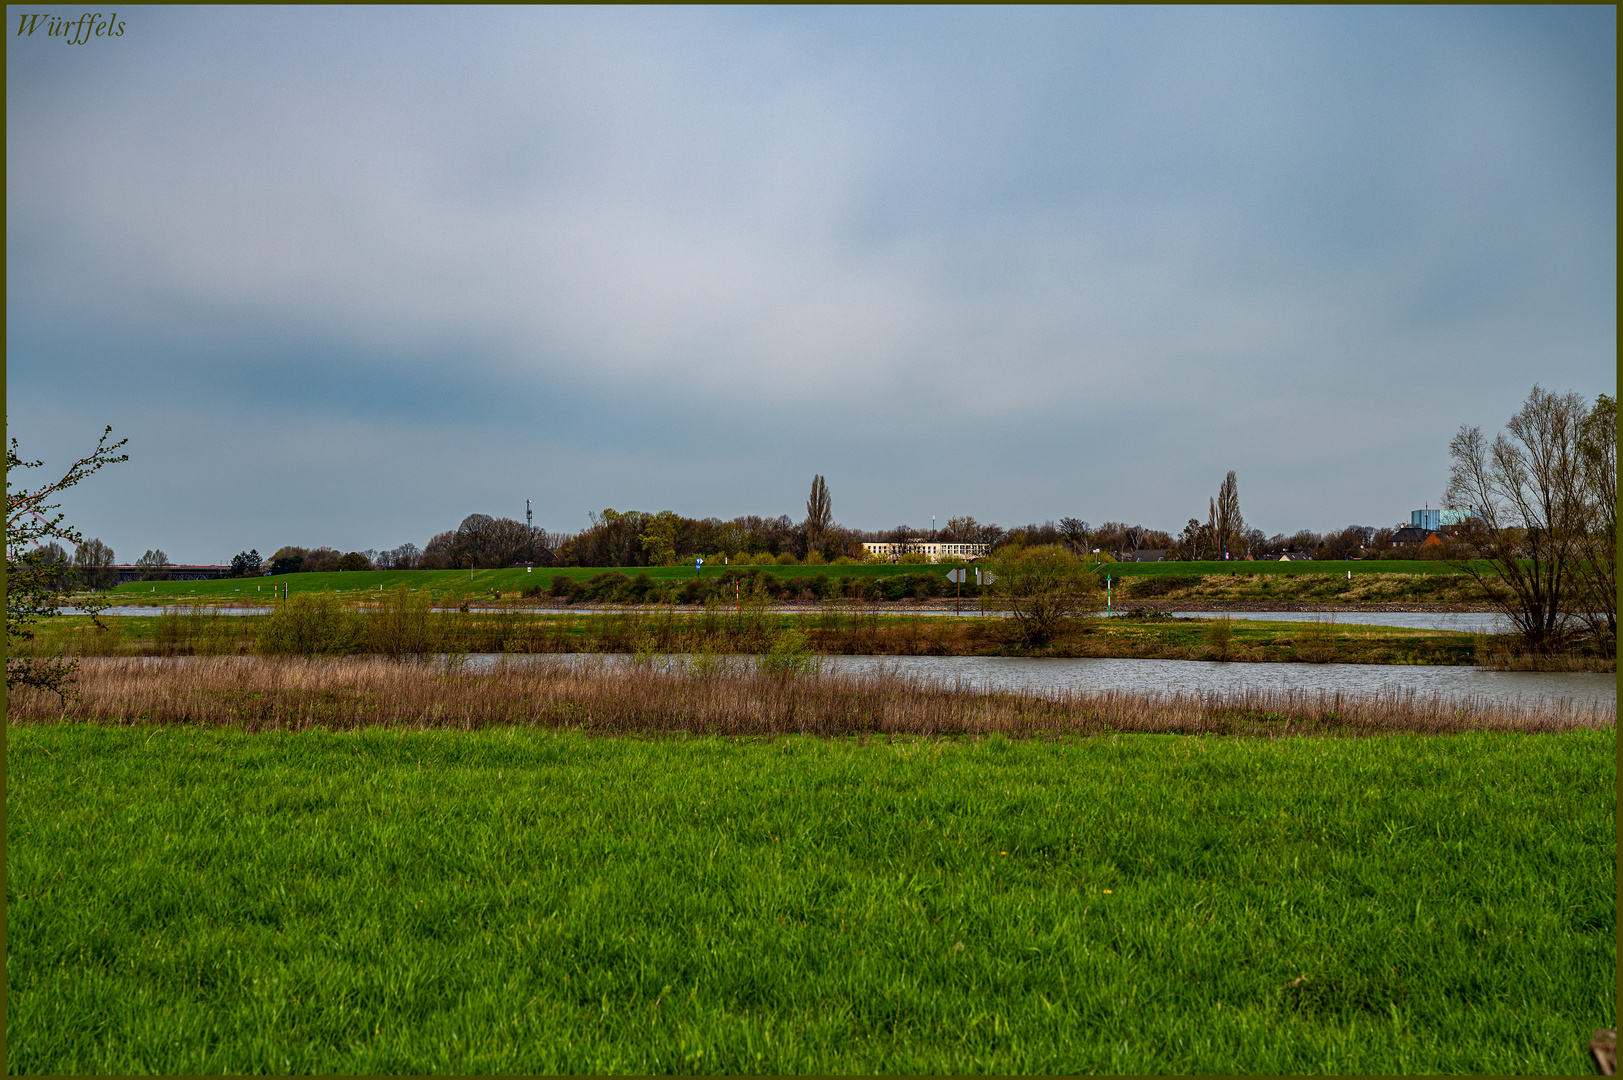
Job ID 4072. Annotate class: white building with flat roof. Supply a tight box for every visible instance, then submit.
[862,541,989,563]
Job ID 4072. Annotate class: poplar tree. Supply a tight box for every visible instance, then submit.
[805,475,832,554]
[1206,470,1246,560]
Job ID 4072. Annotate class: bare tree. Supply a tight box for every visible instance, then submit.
[885,524,921,561]
[74,537,117,590]
[380,543,421,570]
[135,549,173,581]
[805,475,832,554]
[1573,393,1616,648]
[1059,517,1091,556]
[1445,385,1597,653]
[1173,518,1211,561]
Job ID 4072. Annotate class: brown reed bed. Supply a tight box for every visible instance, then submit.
[7,656,1612,737]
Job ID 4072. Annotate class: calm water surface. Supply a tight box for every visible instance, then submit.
[1157,611,1516,632]
[464,653,1615,710]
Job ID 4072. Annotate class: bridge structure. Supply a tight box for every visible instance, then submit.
[112,564,234,583]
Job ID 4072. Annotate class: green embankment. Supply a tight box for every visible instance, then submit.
[7,726,1613,1074]
[21,610,1491,664]
[104,559,1477,604]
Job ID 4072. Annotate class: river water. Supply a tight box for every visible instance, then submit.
[461,653,1614,711]
[56,608,1613,709]
[1157,610,1517,632]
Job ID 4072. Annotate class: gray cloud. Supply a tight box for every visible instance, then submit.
[7,6,1614,561]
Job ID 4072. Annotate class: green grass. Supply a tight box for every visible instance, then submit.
[103,559,1478,603]
[8,725,1613,1074]
[1102,560,1475,578]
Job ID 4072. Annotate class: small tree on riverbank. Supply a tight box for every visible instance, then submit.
[1445,386,1615,655]
[991,544,1103,646]
[6,424,128,694]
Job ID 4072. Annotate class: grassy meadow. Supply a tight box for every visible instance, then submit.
[7,721,1613,1074]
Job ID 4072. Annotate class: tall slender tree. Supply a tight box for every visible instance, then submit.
[805,475,832,553]
[1207,470,1246,560]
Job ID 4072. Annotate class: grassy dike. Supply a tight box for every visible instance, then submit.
[6,724,1613,1074]
[23,610,1491,665]
[101,560,1490,606]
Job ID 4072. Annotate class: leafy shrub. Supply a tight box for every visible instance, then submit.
[581,572,632,603]
[626,572,658,603]
[256,593,364,655]
[758,629,819,677]
[366,587,437,659]
[901,573,942,599]
[337,551,371,572]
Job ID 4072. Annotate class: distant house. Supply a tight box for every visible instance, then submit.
[1388,526,1434,548]
[1124,550,1166,563]
[1277,550,1315,562]
[862,541,989,563]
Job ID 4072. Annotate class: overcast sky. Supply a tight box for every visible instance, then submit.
[7,6,1615,563]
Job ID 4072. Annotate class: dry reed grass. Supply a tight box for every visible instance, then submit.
[7,656,1611,737]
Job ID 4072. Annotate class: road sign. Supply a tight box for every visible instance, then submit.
[945,568,966,583]
[695,557,704,570]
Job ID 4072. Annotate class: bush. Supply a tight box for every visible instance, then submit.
[901,573,942,599]
[256,593,364,656]
[581,572,631,603]
[366,587,438,659]
[758,629,819,677]
[626,572,658,604]
[337,552,371,572]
